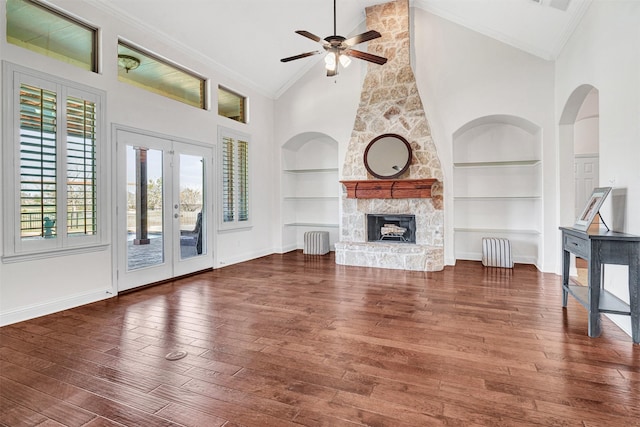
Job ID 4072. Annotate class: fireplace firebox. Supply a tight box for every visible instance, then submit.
[367,214,416,243]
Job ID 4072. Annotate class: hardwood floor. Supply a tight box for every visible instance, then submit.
[1,252,639,426]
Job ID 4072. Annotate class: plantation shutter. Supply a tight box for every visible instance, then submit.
[237,139,249,222]
[222,136,235,222]
[19,84,58,239]
[220,131,250,226]
[66,96,97,236]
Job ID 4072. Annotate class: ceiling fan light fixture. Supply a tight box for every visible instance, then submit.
[324,51,336,66]
[325,51,337,71]
[280,0,387,75]
[339,54,351,68]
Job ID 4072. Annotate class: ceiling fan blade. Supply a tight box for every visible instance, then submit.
[281,51,322,63]
[345,49,388,65]
[343,30,381,47]
[295,30,324,44]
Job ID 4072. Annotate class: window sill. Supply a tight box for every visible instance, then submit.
[217,224,253,234]
[2,243,110,264]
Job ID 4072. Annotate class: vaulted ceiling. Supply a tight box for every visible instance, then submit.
[87,0,592,98]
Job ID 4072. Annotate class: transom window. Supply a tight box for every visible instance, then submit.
[117,41,206,109]
[218,86,247,123]
[6,0,98,72]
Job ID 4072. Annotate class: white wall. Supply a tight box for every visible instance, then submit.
[0,0,275,325]
[273,54,365,252]
[556,0,640,336]
[276,8,558,270]
[410,9,557,269]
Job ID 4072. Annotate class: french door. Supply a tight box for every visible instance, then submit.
[116,129,214,292]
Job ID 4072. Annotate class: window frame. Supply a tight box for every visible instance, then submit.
[6,0,99,72]
[2,62,107,261]
[217,127,251,231]
[117,40,207,110]
[218,85,248,124]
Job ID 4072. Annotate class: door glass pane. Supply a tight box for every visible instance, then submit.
[179,153,204,259]
[127,146,164,270]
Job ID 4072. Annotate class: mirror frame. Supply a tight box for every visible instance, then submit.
[363,133,412,179]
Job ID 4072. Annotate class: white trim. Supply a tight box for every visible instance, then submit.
[1,243,109,264]
[216,247,272,268]
[85,0,271,98]
[0,288,113,327]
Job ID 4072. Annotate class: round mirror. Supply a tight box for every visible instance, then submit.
[363,133,412,179]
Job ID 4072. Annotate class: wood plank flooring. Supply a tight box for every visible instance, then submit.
[1,252,639,426]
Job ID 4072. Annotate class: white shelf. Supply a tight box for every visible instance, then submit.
[454,228,541,235]
[283,196,339,201]
[454,196,541,201]
[283,168,338,174]
[454,160,540,168]
[284,222,339,228]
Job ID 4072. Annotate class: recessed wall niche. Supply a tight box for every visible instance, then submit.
[452,114,542,267]
[281,133,339,252]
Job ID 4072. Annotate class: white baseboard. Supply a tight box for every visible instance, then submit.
[216,247,274,268]
[456,251,537,266]
[0,289,114,327]
[278,243,299,254]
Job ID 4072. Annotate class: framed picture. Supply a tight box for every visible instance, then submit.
[574,187,611,231]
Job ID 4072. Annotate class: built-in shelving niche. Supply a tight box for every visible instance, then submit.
[281,134,339,252]
[452,115,543,266]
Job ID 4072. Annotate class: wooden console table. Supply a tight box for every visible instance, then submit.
[560,226,640,344]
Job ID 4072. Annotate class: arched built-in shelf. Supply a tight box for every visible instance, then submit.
[452,115,542,267]
[281,134,339,251]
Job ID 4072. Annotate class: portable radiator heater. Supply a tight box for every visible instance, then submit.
[482,237,513,268]
[303,231,330,255]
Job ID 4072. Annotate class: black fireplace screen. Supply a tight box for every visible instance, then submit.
[367,214,416,243]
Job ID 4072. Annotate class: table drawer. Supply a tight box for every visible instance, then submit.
[564,234,589,258]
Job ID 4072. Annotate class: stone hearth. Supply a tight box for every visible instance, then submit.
[335,0,444,271]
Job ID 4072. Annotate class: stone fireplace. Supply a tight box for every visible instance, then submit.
[335,0,444,271]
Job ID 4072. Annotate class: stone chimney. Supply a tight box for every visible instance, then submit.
[336,0,444,271]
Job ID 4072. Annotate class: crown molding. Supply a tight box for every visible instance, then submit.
[84,0,274,98]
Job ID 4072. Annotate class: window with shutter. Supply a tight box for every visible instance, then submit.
[3,63,105,259]
[219,129,250,229]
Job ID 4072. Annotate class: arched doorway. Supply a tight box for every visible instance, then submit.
[558,85,600,280]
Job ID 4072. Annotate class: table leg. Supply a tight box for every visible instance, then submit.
[588,248,602,338]
[562,249,570,307]
[629,256,639,344]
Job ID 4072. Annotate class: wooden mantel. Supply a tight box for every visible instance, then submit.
[340,179,437,199]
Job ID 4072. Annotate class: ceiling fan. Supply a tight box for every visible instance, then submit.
[280,0,388,76]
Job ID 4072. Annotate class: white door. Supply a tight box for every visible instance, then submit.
[574,154,599,218]
[116,129,214,292]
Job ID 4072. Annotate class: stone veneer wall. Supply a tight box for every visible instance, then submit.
[336,0,444,271]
